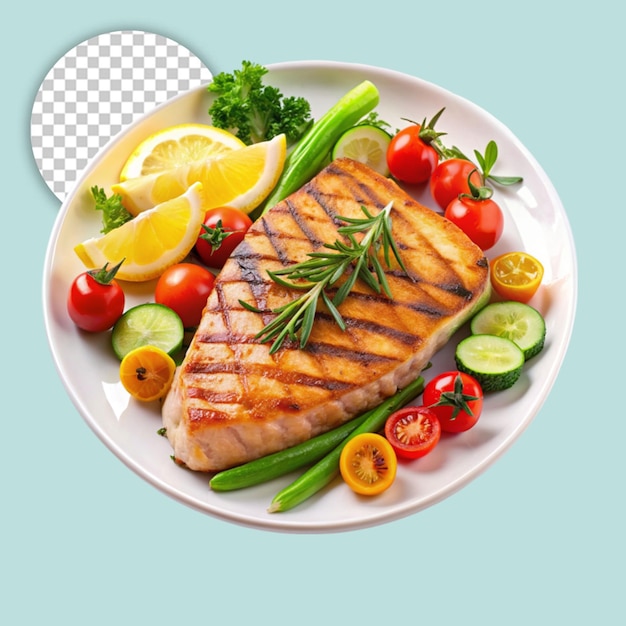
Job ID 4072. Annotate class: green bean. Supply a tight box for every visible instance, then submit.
[268,375,425,513]
[209,409,372,492]
[260,80,380,214]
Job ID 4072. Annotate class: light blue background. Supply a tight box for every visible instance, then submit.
[3,1,621,624]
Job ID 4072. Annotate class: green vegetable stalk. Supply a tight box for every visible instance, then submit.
[209,409,373,492]
[268,375,425,513]
[260,80,380,214]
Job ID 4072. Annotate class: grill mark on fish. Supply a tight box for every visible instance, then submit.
[228,237,280,325]
[304,177,345,222]
[315,308,426,345]
[188,388,239,403]
[228,240,275,322]
[304,338,400,364]
[193,330,258,345]
[328,271,467,320]
[397,245,476,301]
[437,283,475,300]
[189,407,232,424]
[284,195,328,247]
[263,193,337,266]
[405,302,448,317]
[231,239,262,280]
[306,163,396,224]
[323,160,389,208]
[352,180,393,208]
[260,214,295,266]
[316,187,385,221]
[212,282,234,345]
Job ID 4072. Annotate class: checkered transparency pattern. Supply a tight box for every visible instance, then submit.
[30,30,212,201]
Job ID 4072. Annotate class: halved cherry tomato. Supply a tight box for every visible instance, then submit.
[384,406,441,459]
[423,371,483,433]
[339,433,397,496]
[154,263,215,329]
[490,251,544,303]
[119,345,176,402]
[195,206,253,269]
[430,158,483,211]
[67,260,125,332]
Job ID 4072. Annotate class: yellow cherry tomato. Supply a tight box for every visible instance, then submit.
[119,345,176,402]
[490,251,544,303]
[339,433,397,496]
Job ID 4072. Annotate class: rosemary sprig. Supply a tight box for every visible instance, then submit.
[239,201,407,353]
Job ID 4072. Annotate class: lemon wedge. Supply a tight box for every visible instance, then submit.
[74,182,205,282]
[119,123,245,180]
[111,133,287,216]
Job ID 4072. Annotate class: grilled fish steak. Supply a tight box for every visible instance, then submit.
[162,158,491,472]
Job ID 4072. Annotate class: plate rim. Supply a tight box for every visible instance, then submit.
[42,59,578,533]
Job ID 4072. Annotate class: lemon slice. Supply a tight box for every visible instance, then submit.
[119,123,245,180]
[74,182,205,282]
[111,133,287,216]
[119,345,177,402]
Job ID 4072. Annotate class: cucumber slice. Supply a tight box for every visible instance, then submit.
[111,303,184,360]
[455,334,525,392]
[470,301,546,360]
[331,124,392,175]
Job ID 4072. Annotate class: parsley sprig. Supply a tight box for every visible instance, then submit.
[90,186,132,234]
[207,60,312,146]
[240,202,406,354]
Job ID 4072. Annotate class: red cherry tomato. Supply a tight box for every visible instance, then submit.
[386,124,439,184]
[384,406,441,459]
[444,195,504,251]
[430,158,483,211]
[154,263,215,328]
[423,371,483,433]
[67,261,125,332]
[195,206,253,269]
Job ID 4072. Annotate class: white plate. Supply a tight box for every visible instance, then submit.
[42,61,577,533]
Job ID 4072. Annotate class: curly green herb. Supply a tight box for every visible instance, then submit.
[207,60,312,146]
[90,186,132,234]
